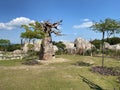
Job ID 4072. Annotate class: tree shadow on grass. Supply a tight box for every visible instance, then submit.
[79,75,104,90]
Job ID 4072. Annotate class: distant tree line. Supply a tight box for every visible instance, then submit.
[0,39,21,51]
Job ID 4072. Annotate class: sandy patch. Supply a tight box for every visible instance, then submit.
[37,58,69,65]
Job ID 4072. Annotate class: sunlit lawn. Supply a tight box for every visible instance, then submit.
[0,55,119,90]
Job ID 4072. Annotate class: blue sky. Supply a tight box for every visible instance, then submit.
[0,0,120,43]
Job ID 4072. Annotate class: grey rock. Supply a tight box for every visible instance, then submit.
[104,42,120,50]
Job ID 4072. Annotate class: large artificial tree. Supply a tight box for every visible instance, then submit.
[21,20,62,60]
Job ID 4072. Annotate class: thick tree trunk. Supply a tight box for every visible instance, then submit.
[39,36,55,60]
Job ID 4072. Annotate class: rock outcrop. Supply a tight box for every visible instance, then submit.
[74,37,94,54]
[23,40,42,53]
[23,37,95,55]
[53,45,58,52]
[104,42,120,50]
[13,49,22,54]
[61,37,94,54]
[62,41,76,54]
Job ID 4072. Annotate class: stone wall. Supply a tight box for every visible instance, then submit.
[0,50,23,60]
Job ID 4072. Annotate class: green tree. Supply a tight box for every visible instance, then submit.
[0,39,10,51]
[6,44,21,51]
[0,39,10,45]
[91,39,102,49]
[91,18,120,67]
[105,37,120,45]
[53,41,66,54]
[105,18,120,37]
[21,24,44,43]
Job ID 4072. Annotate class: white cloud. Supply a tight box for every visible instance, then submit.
[73,19,93,29]
[0,17,35,30]
[83,18,90,22]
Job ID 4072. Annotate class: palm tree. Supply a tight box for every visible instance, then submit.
[91,18,120,67]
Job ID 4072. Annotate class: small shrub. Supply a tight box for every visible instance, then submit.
[22,60,40,65]
[27,44,34,50]
[75,61,91,66]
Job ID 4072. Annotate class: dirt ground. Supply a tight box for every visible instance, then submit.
[0,58,69,70]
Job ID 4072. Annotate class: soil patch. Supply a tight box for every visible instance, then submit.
[91,66,120,76]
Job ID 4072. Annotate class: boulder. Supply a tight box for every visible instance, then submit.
[74,37,94,54]
[104,42,120,50]
[23,42,29,53]
[74,37,94,50]
[23,40,42,53]
[13,49,22,54]
[53,45,58,52]
[62,41,75,49]
[34,40,42,51]
[62,41,76,54]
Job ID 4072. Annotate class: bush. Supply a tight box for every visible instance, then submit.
[91,39,102,49]
[105,37,120,45]
[75,61,91,66]
[6,44,21,51]
[27,44,34,50]
[84,50,91,56]
[53,41,66,55]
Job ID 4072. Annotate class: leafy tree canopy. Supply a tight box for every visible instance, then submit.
[53,41,66,50]
[105,37,120,45]
[91,18,120,37]
[0,39,10,45]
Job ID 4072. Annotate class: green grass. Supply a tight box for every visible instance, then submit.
[0,59,23,66]
[0,55,120,90]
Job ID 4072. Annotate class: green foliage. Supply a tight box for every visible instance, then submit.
[0,44,21,51]
[6,44,21,51]
[27,44,34,50]
[91,39,102,49]
[53,41,66,50]
[92,37,120,49]
[75,61,91,66]
[105,37,120,45]
[91,18,120,67]
[91,18,120,36]
[53,41,66,55]
[23,51,39,60]
[21,20,62,41]
[0,39,10,45]
[21,22,45,40]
